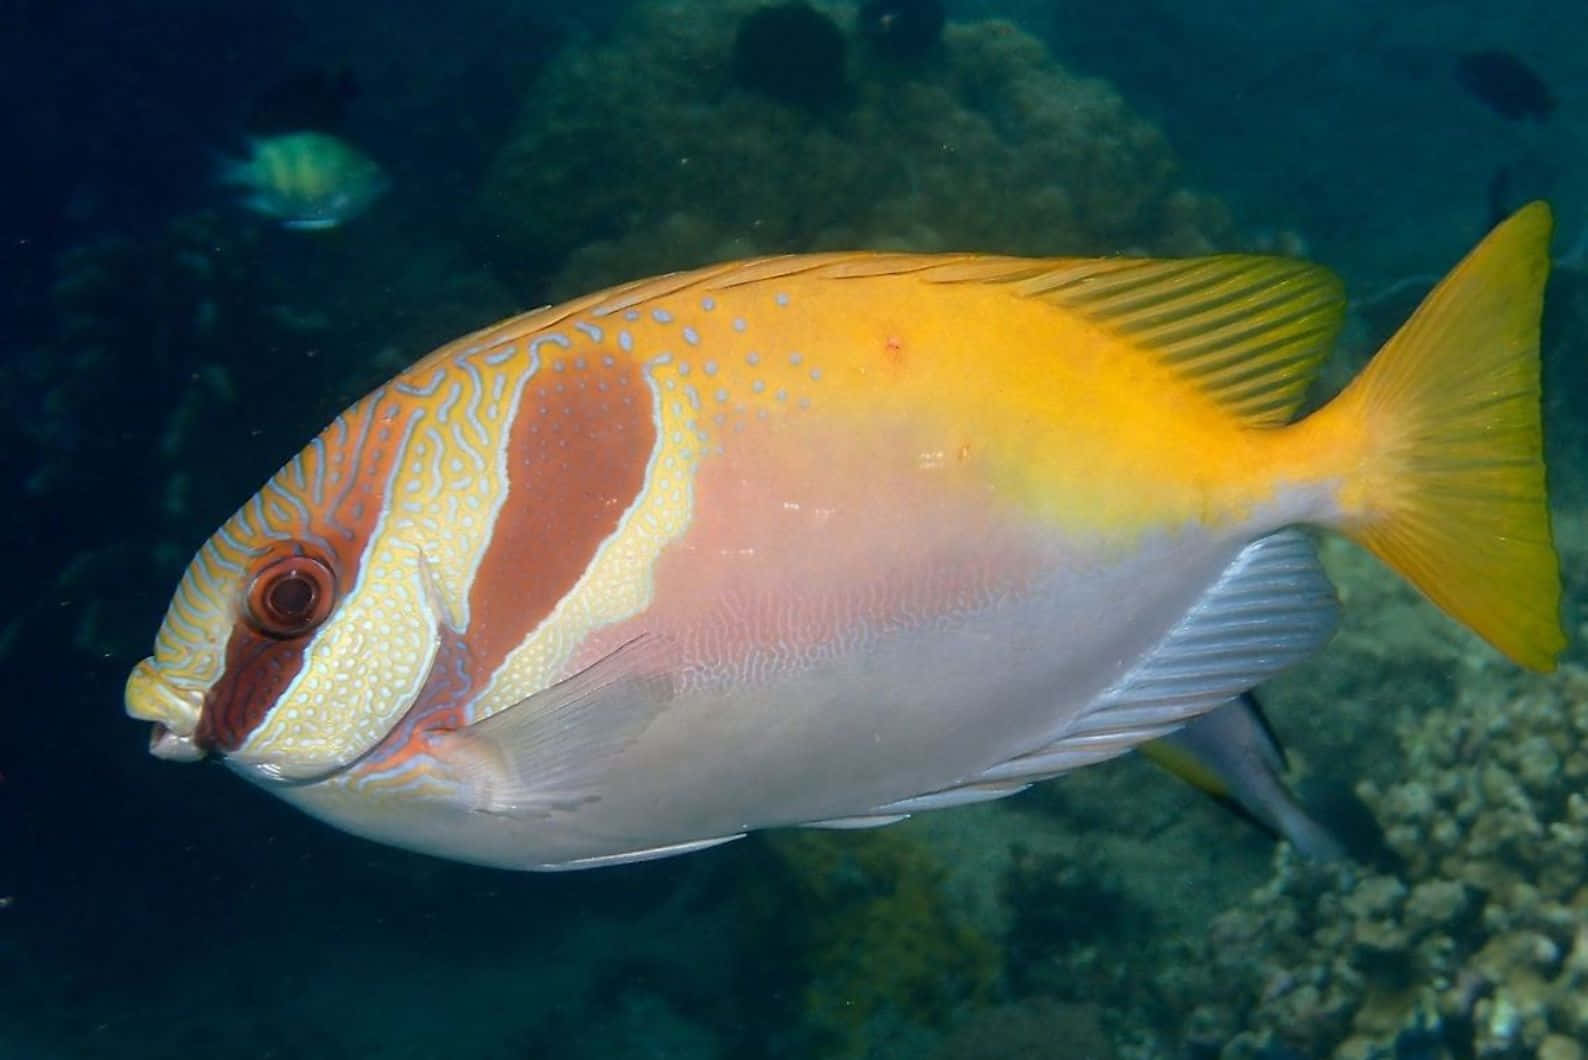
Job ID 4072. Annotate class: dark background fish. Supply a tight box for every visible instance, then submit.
[1456,49,1557,121]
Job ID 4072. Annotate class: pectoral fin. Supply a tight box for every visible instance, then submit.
[429,634,675,816]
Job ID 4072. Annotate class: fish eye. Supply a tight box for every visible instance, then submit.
[246,554,337,638]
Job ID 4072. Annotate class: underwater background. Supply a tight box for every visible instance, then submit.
[7,0,1588,1056]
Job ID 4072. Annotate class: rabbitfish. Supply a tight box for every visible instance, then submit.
[125,205,1563,869]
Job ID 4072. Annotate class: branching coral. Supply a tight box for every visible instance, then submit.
[1180,665,1588,1059]
[737,828,999,1059]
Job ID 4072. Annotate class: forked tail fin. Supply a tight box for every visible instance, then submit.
[1318,202,1563,670]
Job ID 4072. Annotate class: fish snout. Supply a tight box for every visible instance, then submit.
[125,659,205,762]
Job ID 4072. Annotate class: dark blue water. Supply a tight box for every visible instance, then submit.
[7,2,1588,1057]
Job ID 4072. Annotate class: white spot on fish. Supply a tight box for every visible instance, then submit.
[701,296,716,311]
[575,321,603,343]
[746,351,761,366]
[775,292,790,307]
[682,326,700,346]
[619,331,633,353]
[732,317,747,333]
[652,308,673,324]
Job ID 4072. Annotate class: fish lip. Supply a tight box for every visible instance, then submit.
[124,658,204,757]
[149,723,204,763]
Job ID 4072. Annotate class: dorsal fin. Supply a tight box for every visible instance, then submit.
[816,252,1346,427]
[1004,255,1347,426]
[552,249,1345,428]
[763,251,1347,428]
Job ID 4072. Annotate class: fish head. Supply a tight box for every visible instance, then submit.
[124,377,470,785]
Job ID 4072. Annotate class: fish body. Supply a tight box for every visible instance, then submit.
[1456,50,1557,122]
[218,131,386,230]
[126,206,1562,870]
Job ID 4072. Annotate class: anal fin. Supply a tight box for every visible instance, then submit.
[973,529,1339,787]
[537,834,744,871]
[801,813,911,830]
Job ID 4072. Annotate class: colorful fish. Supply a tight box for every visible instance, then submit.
[126,204,1563,870]
[218,131,387,230]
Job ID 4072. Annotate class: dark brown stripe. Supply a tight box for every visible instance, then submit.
[461,352,654,694]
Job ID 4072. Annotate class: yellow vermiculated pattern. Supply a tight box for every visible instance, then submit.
[241,335,540,771]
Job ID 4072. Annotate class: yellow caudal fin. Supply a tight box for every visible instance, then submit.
[1323,201,1563,670]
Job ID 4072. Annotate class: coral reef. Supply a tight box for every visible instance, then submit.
[1178,663,1588,1059]
[738,828,1000,1058]
[929,997,1117,1060]
[858,0,946,61]
[6,212,515,670]
[478,0,1236,299]
[733,2,850,110]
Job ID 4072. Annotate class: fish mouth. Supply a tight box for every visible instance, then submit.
[148,723,204,762]
[125,659,205,762]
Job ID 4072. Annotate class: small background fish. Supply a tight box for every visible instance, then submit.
[218,130,387,230]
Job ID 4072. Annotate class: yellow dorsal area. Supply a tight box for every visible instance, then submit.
[545,204,1560,671]
[661,252,1343,534]
[910,252,1346,426]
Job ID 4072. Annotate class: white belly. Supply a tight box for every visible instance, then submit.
[272,527,1337,870]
